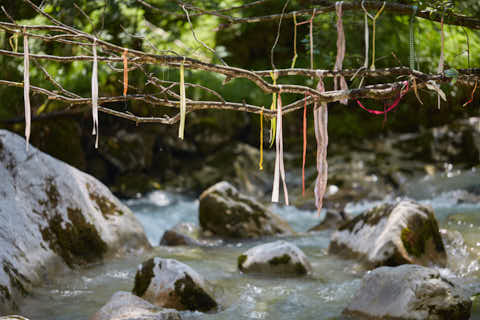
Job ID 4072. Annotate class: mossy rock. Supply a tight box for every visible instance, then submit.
[238,240,311,276]
[198,181,293,238]
[329,200,447,268]
[133,258,217,312]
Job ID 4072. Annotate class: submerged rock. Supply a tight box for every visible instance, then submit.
[159,223,222,247]
[0,130,151,313]
[199,181,293,238]
[238,241,311,276]
[343,264,472,320]
[329,200,446,268]
[90,291,181,320]
[132,258,217,312]
[308,210,351,231]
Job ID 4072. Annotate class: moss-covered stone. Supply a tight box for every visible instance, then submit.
[40,207,108,267]
[0,285,10,301]
[86,184,124,218]
[339,203,392,233]
[173,274,217,312]
[237,254,247,271]
[132,258,155,297]
[294,262,308,275]
[401,212,445,258]
[268,254,291,266]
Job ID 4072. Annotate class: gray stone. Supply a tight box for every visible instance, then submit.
[0,130,151,313]
[159,223,222,247]
[90,291,181,320]
[329,200,446,268]
[308,210,351,231]
[238,241,311,276]
[199,181,294,238]
[343,264,472,320]
[132,258,217,312]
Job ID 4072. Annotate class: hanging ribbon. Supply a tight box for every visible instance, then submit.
[122,48,128,97]
[91,39,99,149]
[436,11,445,109]
[178,59,186,140]
[357,1,369,88]
[309,9,316,69]
[463,81,478,107]
[313,77,328,215]
[334,1,348,105]
[271,94,289,205]
[291,13,298,69]
[356,81,409,115]
[23,28,31,151]
[302,92,307,197]
[9,33,18,53]
[362,2,386,71]
[259,109,264,170]
[409,6,418,70]
[269,71,277,147]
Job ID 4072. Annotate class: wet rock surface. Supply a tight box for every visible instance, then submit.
[90,291,181,320]
[329,200,446,268]
[159,223,222,247]
[132,258,217,312]
[308,210,351,231]
[199,181,294,238]
[238,240,312,276]
[0,130,151,313]
[343,264,472,320]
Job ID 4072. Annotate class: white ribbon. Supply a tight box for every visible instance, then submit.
[91,39,99,148]
[271,94,289,205]
[23,30,31,151]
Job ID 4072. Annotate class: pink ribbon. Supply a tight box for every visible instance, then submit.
[356,81,409,115]
[313,77,328,215]
[334,2,348,105]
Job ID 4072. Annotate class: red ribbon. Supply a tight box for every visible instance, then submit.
[356,81,409,115]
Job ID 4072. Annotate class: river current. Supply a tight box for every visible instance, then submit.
[19,169,480,319]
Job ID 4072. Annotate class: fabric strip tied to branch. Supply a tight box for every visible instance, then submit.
[91,39,99,149]
[313,76,328,215]
[23,29,31,151]
[271,94,289,205]
[334,1,348,105]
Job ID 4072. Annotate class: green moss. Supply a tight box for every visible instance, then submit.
[401,212,445,258]
[86,183,124,218]
[132,258,155,297]
[2,261,29,297]
[199,188,274,238]
[0,285,10,301]
[237,254,247,271]
[174,274,217,312]
[294,262,308,275]
[339,203,392,232]
[40,207,108,267]
[268,254,291,266]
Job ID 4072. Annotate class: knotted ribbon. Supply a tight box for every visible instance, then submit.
[23,28,31,151]
[91,39,99,148]
[313,77,328,215]
[178,59,186,140]
[271,94,289,205]
[334,1,348,104]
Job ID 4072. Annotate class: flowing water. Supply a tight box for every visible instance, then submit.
[19,169,480,320]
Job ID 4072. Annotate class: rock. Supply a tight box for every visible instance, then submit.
[159,223,222,247]
[90,291,181,320]
[0,317,30,320]
[237,241,311,276]
[199,181,294,238]
[329,200,446,268]
[308,210,351,231]
[132,258,217,312]
[343,264,472,320]
[0,130,151,313]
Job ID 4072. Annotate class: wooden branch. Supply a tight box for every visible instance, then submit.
[219,1,480,30]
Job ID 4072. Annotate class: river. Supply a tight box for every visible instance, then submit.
[19,169,480,319]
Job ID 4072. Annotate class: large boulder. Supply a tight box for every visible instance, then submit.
[329,200,446,268]
[238,241,311,276]
[343,264,472,320]
[199,181,293,238]
[90,291,181,320]
[0,130,151,313]
[159,223,222,247]
[132,258,217,312]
